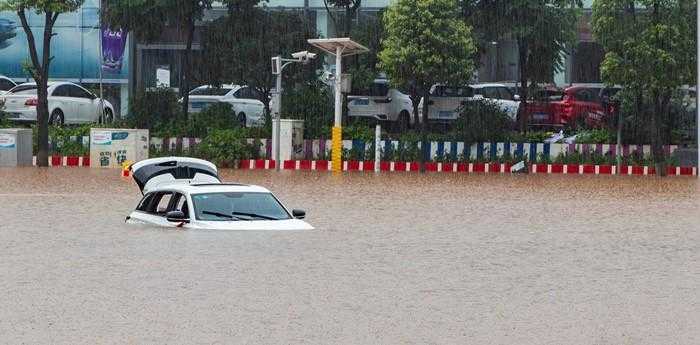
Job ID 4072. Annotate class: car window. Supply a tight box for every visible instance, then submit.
[192,192,291,221]
[368,83,389,97]
[154,192,174,214]
[479,87,500,99]
[173,193,189,216]
[434,86,472,97]
[9,85,38,95]
[0,78,15,91]
[52,85,70,97]
[497,87,514,100]
[136,193,155,212]
[68,85,93,99]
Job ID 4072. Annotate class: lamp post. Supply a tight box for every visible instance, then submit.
[696,0,699,173]
[307,38,369,172]
[271,51,317,171]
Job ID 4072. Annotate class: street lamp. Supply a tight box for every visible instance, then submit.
[271,50,317,171]
[307,38,369,172]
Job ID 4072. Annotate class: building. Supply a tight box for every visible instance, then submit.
[0,0,131,117]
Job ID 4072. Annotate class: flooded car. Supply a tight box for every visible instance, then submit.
[126,157,313,230]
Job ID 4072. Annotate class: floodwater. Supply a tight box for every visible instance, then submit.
[1,168,699,345]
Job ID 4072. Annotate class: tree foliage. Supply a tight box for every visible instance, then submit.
[199,6,318,115]
[379,0,477,169]
[103,0,213,116]
[592,0,696,174]
[462,0,580,130]
[1,0,84,167]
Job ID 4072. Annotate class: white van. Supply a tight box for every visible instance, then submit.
[347,79,414,130]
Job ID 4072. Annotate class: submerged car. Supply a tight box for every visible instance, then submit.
[126,157,313,231]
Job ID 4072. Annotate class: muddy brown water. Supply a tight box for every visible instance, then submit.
[1,168,699,344]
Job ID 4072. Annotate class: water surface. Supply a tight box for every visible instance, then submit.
[1,168,699,344]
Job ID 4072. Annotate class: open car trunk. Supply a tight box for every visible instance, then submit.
[130,157,220,194]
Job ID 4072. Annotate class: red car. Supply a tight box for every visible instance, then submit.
[522,85,619,129]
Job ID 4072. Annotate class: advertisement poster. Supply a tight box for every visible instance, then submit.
[101,27,128,73]
[0,133,16,149]
[91,131,112,145]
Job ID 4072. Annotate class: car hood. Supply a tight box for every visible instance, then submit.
[189,218,314,231]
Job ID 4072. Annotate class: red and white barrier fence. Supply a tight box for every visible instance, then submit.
[239,159,697,176]
[32,156,91,167]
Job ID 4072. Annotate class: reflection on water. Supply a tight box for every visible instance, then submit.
[1,167,699,344]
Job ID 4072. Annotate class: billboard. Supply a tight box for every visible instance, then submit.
[0,0,129,83]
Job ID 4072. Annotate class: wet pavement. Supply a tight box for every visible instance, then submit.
[1,167,699,344]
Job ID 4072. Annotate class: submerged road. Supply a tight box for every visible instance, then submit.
[1,168,699,344]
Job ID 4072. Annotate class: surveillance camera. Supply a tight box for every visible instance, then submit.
[291,51,317,62]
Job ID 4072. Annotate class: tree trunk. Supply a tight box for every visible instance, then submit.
[650,93,667,176]
[180,16,195,119]
[517,38,529,133]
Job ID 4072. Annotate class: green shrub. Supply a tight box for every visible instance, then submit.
[128,87,180,130]
[196,129,259,166]
[451,99,513,143]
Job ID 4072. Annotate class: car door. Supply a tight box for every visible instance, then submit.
[69,85,99,123]
[130,191,178,227]
[238,87,264,121]
[0,78,15,94]
[50,85,78,122]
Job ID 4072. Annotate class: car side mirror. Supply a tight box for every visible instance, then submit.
[166,210,189,223]
[292,209,306,219]
[513,94,521,101]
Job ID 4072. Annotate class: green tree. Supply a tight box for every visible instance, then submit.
[379,0,477,170]
[592,0,696,175]
[0,0,84,167]
[462,1,581,131]
[323,0,361,37]
[103,0,213,117]
[199,5,318,119]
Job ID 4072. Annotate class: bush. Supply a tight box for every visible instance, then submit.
[451,100,513,143]
[128,87,180,130]
[196,129,260,166]
[282,80,333,139]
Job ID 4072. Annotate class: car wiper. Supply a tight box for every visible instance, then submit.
[202,210,245,220]
[231,212,280,221]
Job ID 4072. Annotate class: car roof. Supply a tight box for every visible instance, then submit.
[149,182,272,195]
[470,83,507,88]
[13,81,78,88]
[193,84,242,90]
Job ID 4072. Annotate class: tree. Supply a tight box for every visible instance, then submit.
[0,0,84,167]
[199,5,318,120]
[103,0,212,117]
[379,0,477,171]
[323,0,361,37]
[592,0,696,175]
[462,1,581,131]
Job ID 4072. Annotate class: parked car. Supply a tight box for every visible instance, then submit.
[522,84,620,129]
[469,83,521,120]
[347,78,414,130]
[417,83,521,123]
[0,82,114,125]
[0,75,16,95]
[185,84,265,128]
[418,84,472,122]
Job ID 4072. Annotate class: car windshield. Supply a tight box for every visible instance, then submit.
[192,192,290,221]
[9,85,37,95]
[189,87,232,96]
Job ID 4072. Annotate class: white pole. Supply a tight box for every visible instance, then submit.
[374,123,381,173]
[99,27,105,123]
[334,46,343,127]
[274,60,282,171]
[696,0,699,172]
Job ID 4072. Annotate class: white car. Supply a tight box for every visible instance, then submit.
[0,75,16,96]
[347,78,414,130]
[470,83,521,120]
[418,83,521,123]
[0,82,115,125]
[126,157,313,231]
[186,84,265,128]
